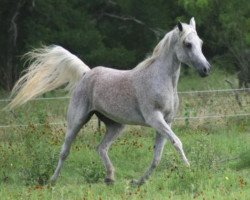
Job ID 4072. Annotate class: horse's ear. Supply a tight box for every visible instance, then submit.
[190,17,196,29]
[177,21,183,32]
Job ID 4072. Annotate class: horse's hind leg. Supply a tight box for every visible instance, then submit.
[50,102,92,184]
[96,115,124,184]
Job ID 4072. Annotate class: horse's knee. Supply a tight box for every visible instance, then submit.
[172,137,183,150]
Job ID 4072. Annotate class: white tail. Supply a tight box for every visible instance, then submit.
[6,45,90,110]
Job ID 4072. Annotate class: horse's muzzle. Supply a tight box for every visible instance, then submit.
[198,62,211,77]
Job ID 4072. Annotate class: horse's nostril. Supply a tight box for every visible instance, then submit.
[203,67,208,74]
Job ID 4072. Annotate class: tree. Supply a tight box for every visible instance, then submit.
[178,0,250,87]
[0,0,249,90]
[218,0,250,88]
[0,0,28,90]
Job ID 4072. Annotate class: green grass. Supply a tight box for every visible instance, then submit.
[0,120,249,199]
[178,67,237,91]
[0,68,249,199]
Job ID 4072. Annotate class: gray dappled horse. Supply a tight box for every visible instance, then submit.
[7,18,211,185]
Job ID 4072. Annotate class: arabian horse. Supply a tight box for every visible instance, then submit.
[7,18,211,185]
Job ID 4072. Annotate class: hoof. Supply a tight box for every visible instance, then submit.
[104,178,115,185]
[184,160,190,167]
[49,179,56,186]
[49,176,57,186]
[130,179,145,186]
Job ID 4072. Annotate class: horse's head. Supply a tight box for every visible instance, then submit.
[175,17,211,77]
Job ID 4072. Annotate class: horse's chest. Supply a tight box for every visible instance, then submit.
[154,91,178,114]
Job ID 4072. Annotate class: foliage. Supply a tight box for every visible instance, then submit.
[20,125,58,185]
[179,0,250,86]
[0,117,249,199]
[0,0,249,90]
[0,125,57,186]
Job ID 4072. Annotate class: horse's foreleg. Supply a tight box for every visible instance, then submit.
[97,121,124,184]
[132,132,166,185]
[148,112,190,166]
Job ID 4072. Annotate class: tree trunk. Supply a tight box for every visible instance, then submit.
[3,0,26,91]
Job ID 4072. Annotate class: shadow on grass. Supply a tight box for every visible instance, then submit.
[233,151,250,170]
[79,162,105,184]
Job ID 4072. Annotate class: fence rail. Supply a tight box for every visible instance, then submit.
[0,88,249,102]
[0,113,249,129]
[0,88,249,129]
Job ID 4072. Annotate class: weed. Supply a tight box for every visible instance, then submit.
[19,125,57,185]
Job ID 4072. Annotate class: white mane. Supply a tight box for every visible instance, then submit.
[135,30,175,69]
[135,24,196,70]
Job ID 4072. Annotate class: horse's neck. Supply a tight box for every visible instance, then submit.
[154,53,180,90]
[150,32,181,90]
[134,29,181,91]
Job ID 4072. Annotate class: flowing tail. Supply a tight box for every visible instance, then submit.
[6,45,90,110]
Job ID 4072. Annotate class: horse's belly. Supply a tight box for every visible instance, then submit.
[103,111,146,126]
[95,101,146,125]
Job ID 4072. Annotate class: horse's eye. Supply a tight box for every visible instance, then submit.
[184,42,192,49]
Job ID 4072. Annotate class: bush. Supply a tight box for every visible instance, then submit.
[19,125,58,186]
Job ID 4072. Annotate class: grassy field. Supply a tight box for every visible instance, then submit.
[0,68,249,199]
